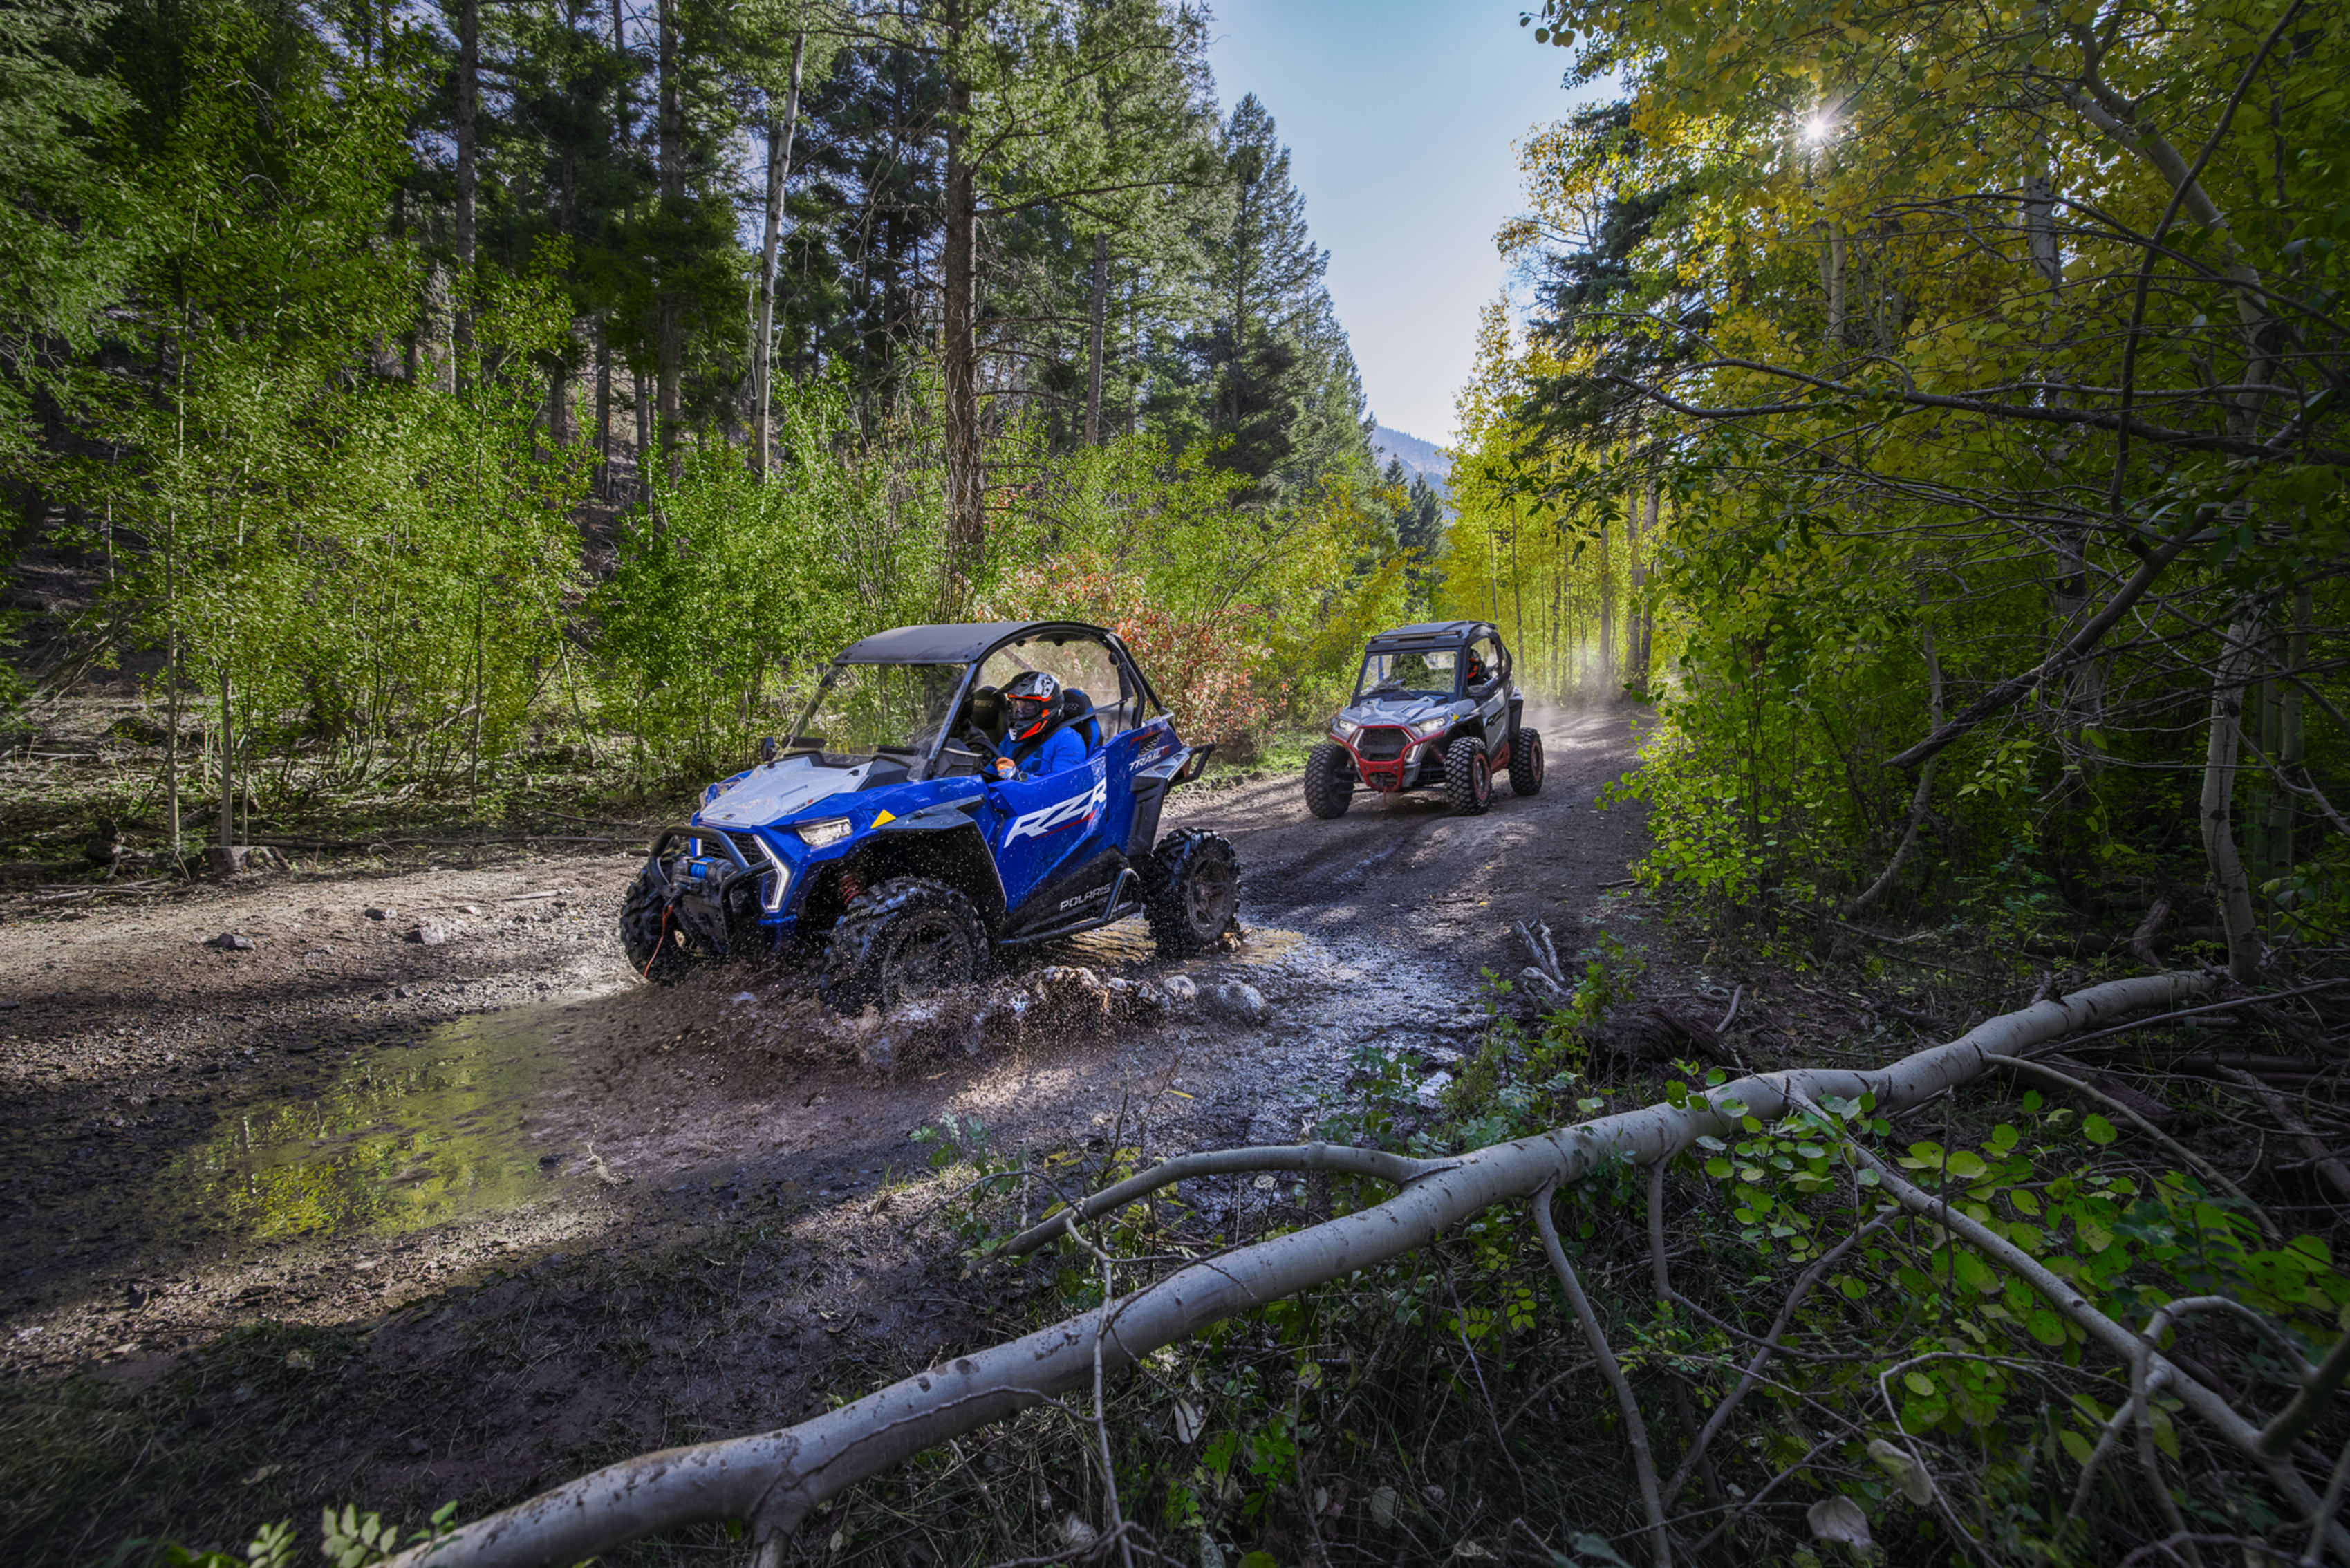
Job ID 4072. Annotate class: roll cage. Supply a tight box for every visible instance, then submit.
[794,620,1167,783]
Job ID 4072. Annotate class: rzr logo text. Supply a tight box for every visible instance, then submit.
[1004,780,1108,843]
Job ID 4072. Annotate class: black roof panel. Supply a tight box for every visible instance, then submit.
[834,621,1114,665]
[1365,620,1484,648]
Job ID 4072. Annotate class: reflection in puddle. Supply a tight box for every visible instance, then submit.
[158,1011,572,1242]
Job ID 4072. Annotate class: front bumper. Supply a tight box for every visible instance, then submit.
[646,823,804,953]
[1332,727,1437,792]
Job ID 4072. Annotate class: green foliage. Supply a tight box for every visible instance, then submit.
[0,0,130,462]
[590,375,928,779]
[1445,933,1641,1139]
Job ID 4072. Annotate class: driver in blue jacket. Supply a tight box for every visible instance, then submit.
[994,671,1098,779]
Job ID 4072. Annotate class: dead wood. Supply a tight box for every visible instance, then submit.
[378,972,2214,1568]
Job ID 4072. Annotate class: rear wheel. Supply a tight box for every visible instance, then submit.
[1508,726,1545,796]
[821,877,988,1011]
[619,868,693,984]
[1303,741,1354,819]
[1444,736,1493,816]
[1145,829,1240,958]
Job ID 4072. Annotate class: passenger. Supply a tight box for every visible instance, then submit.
[996,671,1098,779]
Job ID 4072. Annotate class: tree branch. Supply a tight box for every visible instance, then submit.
[1535,1184,1671,1568]
[1001,1143,1452,1258]
[380,973,2216,1568]
[1887,532,2194,770]
[1848,625,1942,909]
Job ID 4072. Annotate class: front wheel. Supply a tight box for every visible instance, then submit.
[1145,829,1240,959]
[1508,726,1545,796]
[821,877,988,1011]
[1444,736,1493,816]
[619,867,694,984]
[1302,741,1354,819]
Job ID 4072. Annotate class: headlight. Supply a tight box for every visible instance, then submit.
[752,836,792,913]
[795,816,852,850]
[1332,719,1361,740]
[1411,715,1453,738]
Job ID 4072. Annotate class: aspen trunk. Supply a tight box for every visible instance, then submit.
[1822,219,1845,346]
[1085,234,1108,445]
[548,360,571,445]
[752,32,807,478]
[453,0,478,386]
[1632,482,1659,691]
[2275,589,2309,877]
[654,0,683,474]
[2022,155,2061,289]
[940,6,985,585]
[2203,603,2266,982]
[595,326,611,497]
[1597,515,1616,690]
[216,663,234,849]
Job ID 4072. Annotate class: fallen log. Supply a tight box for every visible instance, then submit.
[382,972,2217,1568]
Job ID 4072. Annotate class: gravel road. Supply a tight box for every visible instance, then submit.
[0,700,1647,1554]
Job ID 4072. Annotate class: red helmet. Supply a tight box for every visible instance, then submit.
[1003,671,1062,743]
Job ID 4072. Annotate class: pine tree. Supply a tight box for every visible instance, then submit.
[0,0,129,469]
[1183,93,1365,502]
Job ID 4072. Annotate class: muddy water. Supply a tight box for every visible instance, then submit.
[1050,921,1307,969]
[126,919,1311,1251]
[153,1009,580,1244]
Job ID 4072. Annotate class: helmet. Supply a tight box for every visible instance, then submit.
[1003,670,1062,743]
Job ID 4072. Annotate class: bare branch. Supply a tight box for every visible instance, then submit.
[1887,532,2195,770]
[1848,625,1942,911]
[1001,1143,1451,1258]
[1535,1184,1671,1568]
[2220,1068,2350,1203]
[380,973,2216,1568]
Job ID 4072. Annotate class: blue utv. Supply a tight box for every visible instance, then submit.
[619,621,1238,1007]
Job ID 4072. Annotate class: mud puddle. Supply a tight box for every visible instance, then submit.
[150,1007,586,1245]
[1046,921,1307,969]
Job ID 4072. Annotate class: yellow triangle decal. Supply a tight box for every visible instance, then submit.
[872,810,895,826]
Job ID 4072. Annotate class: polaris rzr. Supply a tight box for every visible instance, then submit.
[619,621,1238,1007]
[1302,620,1543,818]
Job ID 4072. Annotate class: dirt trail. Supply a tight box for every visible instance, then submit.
[0,700,1646,1552]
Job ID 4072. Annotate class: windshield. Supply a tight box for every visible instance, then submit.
[1355,648,1458,702]
[788,662,969,760]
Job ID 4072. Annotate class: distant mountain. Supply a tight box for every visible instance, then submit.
[1372,424,1452,494]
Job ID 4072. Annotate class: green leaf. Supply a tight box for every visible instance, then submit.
[1946,1150,1988,1179]
[1952,1249,1998,1294]
[2082,1114,2118,1146]
[1704,1156,1733,1178]
[2058,1428,2094,1464]
[1903,1371,1937,1397]
[2027,1308,2067,1346]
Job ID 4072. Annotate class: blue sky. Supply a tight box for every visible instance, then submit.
[1202,1,1602,447]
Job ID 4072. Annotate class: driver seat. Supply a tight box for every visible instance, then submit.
[1058,689,1103,756]
[966,685,1007,745]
